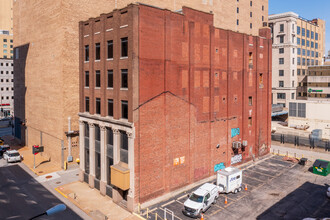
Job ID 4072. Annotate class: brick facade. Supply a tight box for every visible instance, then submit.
[79,4,271,210]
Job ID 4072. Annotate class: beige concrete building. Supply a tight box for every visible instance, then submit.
[288,100,330,140]
[297,65,330,100]
[269,12,325,108]
[13,0,269,169]
[0,0,13,59]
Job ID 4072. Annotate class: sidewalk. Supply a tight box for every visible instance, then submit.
[2,135,67,176]
[271,144,330,161]
[57,181,141,220]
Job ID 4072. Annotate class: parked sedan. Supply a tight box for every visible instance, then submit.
[327,187,330,199]
[3,150,21,163]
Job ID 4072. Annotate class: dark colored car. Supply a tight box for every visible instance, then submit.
[0,145,10,156]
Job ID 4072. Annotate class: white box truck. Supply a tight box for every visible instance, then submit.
[216,167,243,194]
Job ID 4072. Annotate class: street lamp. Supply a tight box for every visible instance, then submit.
[28,204,66,220]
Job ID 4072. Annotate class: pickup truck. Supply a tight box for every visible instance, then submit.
[182,183,219,218]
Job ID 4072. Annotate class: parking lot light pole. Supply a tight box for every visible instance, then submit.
[28,204,66,220]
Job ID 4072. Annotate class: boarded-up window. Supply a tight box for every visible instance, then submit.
[203,97,210,113]
[194,71,200,88]
[214,96,219,112]
[298,103,306,118]
[289,102,297,117]
[182,70,188,89]
[214,72,219,87]
[203,71,209,87]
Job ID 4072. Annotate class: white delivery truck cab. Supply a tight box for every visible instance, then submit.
[182,183,219,218]
[217,167,242,194]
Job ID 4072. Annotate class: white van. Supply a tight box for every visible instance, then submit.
[183,183,219,218]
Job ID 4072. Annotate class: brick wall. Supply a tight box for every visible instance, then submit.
[135,5,271,203]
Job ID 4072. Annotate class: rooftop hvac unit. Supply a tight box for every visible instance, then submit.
[232,141,242,150]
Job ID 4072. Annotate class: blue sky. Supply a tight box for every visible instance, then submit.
[269,0,330,54]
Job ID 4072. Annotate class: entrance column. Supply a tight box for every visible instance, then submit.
[88,122,95,188]
[113,128,120,164]
[127,131,135,212]
[78,120,85,182]
[100,125,107,195]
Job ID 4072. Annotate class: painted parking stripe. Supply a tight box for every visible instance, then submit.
[247,169,274,178]
[159,207,183,220]
[161,199,175,208]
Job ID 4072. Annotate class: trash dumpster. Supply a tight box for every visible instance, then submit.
[312,159,330,176]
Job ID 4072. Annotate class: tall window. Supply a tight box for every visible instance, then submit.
[121,69,128,88]
[315,43,318,49]
[85,71,89,87]
[280,24,284,32]
[121,37,128,57]
[95,43,100,60]
[311,31,314,39]
[279,48,284,54]
[248,96,253,106]
[311,42,314,48]
[95,70,100,88]
[279,36,284,43]
[249,52,253,69]
[250,23,252,29]
[292,58,295,65]
[297,69,301,75]
[121,100,128,119]
[279,70,284,76]
[297,26,300,35]
[315,33,318,40]
[107,70,113,88]
[307,30,310,38]
[237,19,239,25]
[279,58,284,64]
[237,7,239,13]
[107,40,113,59]
[302,28,305,36]
[297,48,301,55]
[108,99,113,117]
[85,97,89,112]
[85,45,89,61]
[279,81,284,87]
[297,37,300,45]
[250,1,252,6]
[96,98,101,114]
[277,93,286,99]
[250,12,252,17]
[120,131,128,164]
[302,39,305,46]
[307,40,310,47]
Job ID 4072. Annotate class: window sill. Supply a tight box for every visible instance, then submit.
[120,88,128,90]
[84,87,89,89]
[95,60,101,62]
[95,87,101,89]
[107,58,113,61]
[120,57,128,60]
[84,61,89,64]
[107,87,113,90]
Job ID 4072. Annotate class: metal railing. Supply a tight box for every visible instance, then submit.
[271,133,330,151]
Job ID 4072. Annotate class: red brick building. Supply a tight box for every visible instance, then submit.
[78,3,272,211]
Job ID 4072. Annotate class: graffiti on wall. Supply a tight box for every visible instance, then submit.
[231,128,240,138]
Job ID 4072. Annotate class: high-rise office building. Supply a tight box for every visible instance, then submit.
[269,12,325,108]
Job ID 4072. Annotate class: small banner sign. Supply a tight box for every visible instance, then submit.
[32,145,44,155]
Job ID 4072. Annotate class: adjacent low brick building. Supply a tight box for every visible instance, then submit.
[78,3,272,211]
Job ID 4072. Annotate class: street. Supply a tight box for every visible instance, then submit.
[0,158,83,220]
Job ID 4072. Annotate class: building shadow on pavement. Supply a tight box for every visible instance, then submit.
[257,181,330,220]
[0,164,82,220]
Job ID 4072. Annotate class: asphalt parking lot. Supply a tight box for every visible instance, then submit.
[138,154,330,220]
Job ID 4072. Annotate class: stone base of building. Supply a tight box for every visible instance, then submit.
[89,174,95,188]
[100,181,107,196]
[127,195,134,212]
[79,169,84,182]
